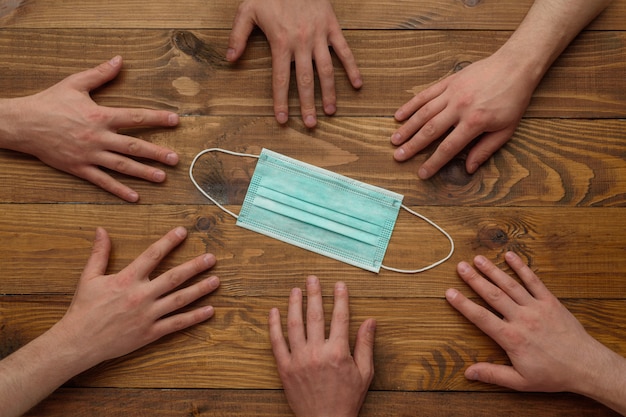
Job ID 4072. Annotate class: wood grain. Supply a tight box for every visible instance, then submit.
[1,0,625,415]
[0,204,625,298]
[0,117,624,206]
[1,0,625,30]
[2,295,625,391]
[25,389,621,417]
[0,30,623,117]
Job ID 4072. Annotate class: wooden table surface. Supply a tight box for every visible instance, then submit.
[1,1,626,416]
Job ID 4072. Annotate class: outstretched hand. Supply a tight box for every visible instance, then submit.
[8,56,180,202]
[228,0,362,128]
[392,53,535,179]
[269,276,376,417]
[446,251,614,394]
[54,226,220,368]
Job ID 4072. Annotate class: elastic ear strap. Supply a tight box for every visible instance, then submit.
[189,148,260,219]
[380,205,455,274]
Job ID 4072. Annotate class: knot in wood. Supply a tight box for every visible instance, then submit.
[195,216,217,232]
[478,225,509,249]
[461,0,482,7]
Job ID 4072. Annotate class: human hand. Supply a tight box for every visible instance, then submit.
[52,226,219,369]
[391,53,536,179]
[445,251,612,394]
[269,276,376,417]
[227,0,362,128]
[9,56,180,202]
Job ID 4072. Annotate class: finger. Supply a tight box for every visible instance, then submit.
[305,275,326,343]
[227,4,256,62]
[313,42,336,116]
[80,227,111,279]
[270,47,292,125]
[471,255,534,307]
[328,281,350,346]
[445,287,506,342]
[456,260,520,318]
[107,107,179,131]
[391,96,447,147]
[150,304,216,343]
[394,81,448,122]
[286,286,306,350]
[99,131,179,166]
[153,275,220,318]
[66,56,123,93]
[150,253,217,297]
[394,108,458,166]
[72,165,140,202]
[353,318,376,383]
[126,227,189,279]
[328,27,362,89]
[268,308,291,365]
[94,151,168,184]
[465,362,528,392]
[294,52,317,128]
[416,120,482,179]
[465,128,515,174]
[504,251,551,300]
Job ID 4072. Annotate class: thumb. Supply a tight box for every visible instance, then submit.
[68,56,123,93]
[227,8,256,62]
[81,227,112,280]
[465,362,527,391]
[353,318,376,381]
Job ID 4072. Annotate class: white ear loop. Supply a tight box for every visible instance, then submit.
[380,205,455,273]
[189,148,259,219]
[190,148,454,274]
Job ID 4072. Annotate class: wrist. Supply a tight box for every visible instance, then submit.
[0,96,34,154]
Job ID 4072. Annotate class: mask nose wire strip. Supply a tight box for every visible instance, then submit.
[189,148,259,220]
[379,204,455,274]
[189,148,454,274]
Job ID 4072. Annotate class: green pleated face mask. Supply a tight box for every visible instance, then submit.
[190,148,454,273]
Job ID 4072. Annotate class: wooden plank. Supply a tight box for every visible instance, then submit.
[2,295,626,391]
[0,30,624,117]
[1,0,625,30]
[25,389,621,417]
[0,117,624,206]
[0,204,625,298]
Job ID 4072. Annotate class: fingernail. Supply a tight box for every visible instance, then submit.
[457,262,471,274]
[127,191,139,202]
[324,104,336,115]
[165,152,179,165]
[445,288,458,301]
[394,148,405,160]
[468,162,479,173]
[168,113,179,126]
[153,170,166,182]
[335,281,346,290]
[277,112,288,124]
[203,305,215,316]
[174,226,187,238]
[391,133,402,144]
[474,255,487,266]
[466,370,479,381]
[305,115,316,128]
[418,167,429,179]
[109,55,122,66]
[226,48,236,61]
[207,275,220,288]
[306,275,318,286]
[353,77,363,89]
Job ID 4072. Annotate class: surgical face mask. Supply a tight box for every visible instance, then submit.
[190,148,454,273]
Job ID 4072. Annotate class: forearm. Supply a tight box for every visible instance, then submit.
[0,96,32,154]
[0,323,93,417]
[572,340,626,415]
[495,0,612,87]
